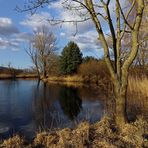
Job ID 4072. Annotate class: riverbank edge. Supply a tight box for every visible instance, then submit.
[0,74,38,79]
[1,117,148,148]
[42,75,108,85]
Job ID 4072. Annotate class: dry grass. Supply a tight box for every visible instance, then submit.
[128,76,148,98]
[47,75,84,83]
[16,73,38,78]
[0,74,12,79]
[127,76,148,119]
[46,74,111,88]
[0,73,37,79]
[1,135,25,148]
[1,117,148,148]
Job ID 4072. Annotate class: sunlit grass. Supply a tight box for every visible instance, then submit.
[128,76,148,98]
[127,76,148,118]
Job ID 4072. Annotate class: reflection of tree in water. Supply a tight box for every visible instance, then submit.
[59,87,82,121]
[32,82,62,130]
[32,82,50,130]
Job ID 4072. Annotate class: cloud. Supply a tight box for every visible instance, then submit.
[20,12,52,29]
[0,17,19,36]
[0,37,19,51]
[0,16,34,51]
[69,30,102,53]
[0,32,31,51]
[48,0,63,9]
[0,17,29,51]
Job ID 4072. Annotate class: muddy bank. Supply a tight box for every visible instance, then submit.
[1,117,148,148]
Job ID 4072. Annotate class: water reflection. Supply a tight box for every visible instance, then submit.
[0,80,103,139]
[32,83,83,130]
[59,87,82,121]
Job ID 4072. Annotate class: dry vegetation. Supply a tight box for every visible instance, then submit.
[127,76,148,119]
[128,76,148,98]
[1,117,148,148]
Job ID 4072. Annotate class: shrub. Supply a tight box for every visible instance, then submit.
[78,59,110,78]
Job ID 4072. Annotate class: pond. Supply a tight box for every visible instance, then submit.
[0,79,105,140]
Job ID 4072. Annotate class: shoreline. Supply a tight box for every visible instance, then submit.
[0,74,38,79]
[1,117,147,147]
[42,75,108,85]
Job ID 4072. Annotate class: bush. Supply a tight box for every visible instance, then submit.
[78,59,110,78]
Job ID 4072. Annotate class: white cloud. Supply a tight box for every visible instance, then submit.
[0,32,31,51]
[0,17,30,51]
[20,12,52,29]
[0,37,19,50]
[0,37,9,49]
[0,17,12,27]
[48,0,63,9]
[69,30,101,52]
[0,17,19,36]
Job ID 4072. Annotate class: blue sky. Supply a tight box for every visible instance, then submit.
[0,0,110,68]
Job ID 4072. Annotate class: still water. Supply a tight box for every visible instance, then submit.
[0,79,104,139]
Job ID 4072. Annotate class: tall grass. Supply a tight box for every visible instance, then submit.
[128,76,148,98]
[127,76,148,119]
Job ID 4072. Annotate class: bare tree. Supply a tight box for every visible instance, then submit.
[29,25,57,78]
[26,44,40,79]
[18,0,145,126]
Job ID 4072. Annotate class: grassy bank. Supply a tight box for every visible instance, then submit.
[44,75,110,88]
[0,73,38,79]
[1,117,148,148]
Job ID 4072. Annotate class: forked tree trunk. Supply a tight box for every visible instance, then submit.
[113,72,128,126]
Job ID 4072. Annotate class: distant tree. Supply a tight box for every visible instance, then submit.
[48,53,60,76]
[60,41,82,75]
[28,25,57,79]
[82,56,98,63]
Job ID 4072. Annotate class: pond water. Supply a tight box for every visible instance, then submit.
[0,79,105,139]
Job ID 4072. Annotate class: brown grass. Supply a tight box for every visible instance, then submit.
[128,76,148,98]
[1,135,25,148]
[127,76,148,119]
[1,117,148,148]
[0,73,38,79]
[0,74,12,79]
[46,75,84,82]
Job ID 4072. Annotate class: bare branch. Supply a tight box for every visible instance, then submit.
[116,0,134,30]
[120,0,136,40]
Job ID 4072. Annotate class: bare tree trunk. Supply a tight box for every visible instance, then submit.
[114,83,128,125]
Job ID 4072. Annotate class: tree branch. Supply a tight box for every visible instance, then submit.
[116,0,134,30]
[120,0,136,40]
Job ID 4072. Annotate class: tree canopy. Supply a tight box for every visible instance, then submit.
[60,41,82,75]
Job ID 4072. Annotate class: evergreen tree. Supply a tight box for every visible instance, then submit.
[60,41,82,74]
